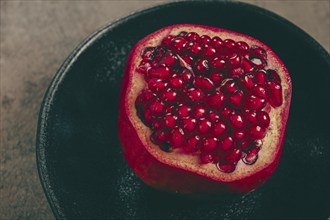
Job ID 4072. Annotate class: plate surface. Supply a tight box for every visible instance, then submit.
[36,1,330,219]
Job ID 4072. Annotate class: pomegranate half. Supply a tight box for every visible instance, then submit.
[119,24,291,195]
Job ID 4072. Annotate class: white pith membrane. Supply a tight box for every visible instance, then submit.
[125,25,291,181]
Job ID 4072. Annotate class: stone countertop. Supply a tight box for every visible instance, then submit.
[1,1,329,219]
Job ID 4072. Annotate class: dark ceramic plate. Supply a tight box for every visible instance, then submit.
[36,1,330,219]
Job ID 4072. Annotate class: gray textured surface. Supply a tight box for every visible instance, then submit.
[1,1,329,219]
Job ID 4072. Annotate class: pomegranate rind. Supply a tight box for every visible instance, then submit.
[119,24,291,194]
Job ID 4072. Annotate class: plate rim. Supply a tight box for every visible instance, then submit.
[35,1,330,219]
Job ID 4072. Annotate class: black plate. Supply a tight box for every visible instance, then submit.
[36,1,330,219]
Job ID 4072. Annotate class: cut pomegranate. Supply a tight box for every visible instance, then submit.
[119,24,291,195]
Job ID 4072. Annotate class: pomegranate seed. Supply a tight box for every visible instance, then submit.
[211,58,226,71]
[266,80,283,107]
[165,105,175,114]
[182,117,197,132]
[267,69,281,82]
[221,107,235,117]
[200,137,218,153]
[152,119,163,129]
[209,72,223,86]
[141,47,155,61]
[178,31,187,37]
[240,73,254,90]
[212,36,224,49]
[147,65,170,79]
[219,136,234,151]
[135,89,156,107]
[194,77,215,92]
[224,149,242,164]
[239,138,252,150]
[230,67,244,77]
[251,85,267,98]
[143,109,154,124]
[242,58,254,72]
[212,121,227,137]
[181,54,193,65]
[201,153,213,164]
[151,130,168,144]
[233,130,246,141]
[228,90,244,108]
[204,91,225,108]
[242,147,259,165]
[228,53,241,67]
[237,41,249,56]
[229,113,246,129]
[162,35,175,47]
[171,36,187,53]
[161,89,177,103]
[148,99,164,115]
[250,46,267,61]
[193,105,207,119]
[257,111,270,128]
[163,114,178,129]
[194,59,209,74]
[177,104,191,117]
[254,70,267,84]
[245,95,266,111]
[160,53,178,67]
[217,163,236,173]
[223,79,239,94]
[185,32,200,41]
[198,118,212,134]
[181,69,194,83]
[249,125,266,139]
[208,110,220,122]
[148,79,167,93]
[184,135,200,152]
[224,39,236,51]
[245,110,258,125]
[187,42,202,56]
[200,35,211,44]
[250,58,266,69]
[169,77,184,89]
[170,127,185,147]
[186,88,205,103]
[202,44,217,57]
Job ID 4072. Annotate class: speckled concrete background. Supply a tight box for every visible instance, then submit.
[1,1,329,219]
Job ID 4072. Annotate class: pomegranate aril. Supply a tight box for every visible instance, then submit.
[217,163,236,173]
[193,105,207,119]
[228,90,244,108]
[209,72,223,86]
[205,91,225,108]
[160,53,178,67]
[230,67,244,77]
[187,42,202,56]
[239,138,252,150]
[202,44,217,58]
[221,107,235,118]
[200,35,211,44]
[170,128,185,147]
[224,149,242,164]
[211,58,226,71]
[208,110,220,123]
[161,90,178,103]
[257,111,270,128]
[223,79,239,94]
[148,79,167,93]
[148,99,164,115]
[151,130,168,144]
[169,77,184,89]
[237,41,249,56]
[181,69,194,83]
[251,58,266,69]
[182,117,197,132]
[242,58,254,72]
[141,47,155,61]
[212,36,224,49]
[233,130,246,141]
[186,88,205,103]
[181,54,193,66]
[212,121,227,137]
[250,46,267,61]
[143,109,154,125]
[219,136,234,151]
[242,147,260,165]
[147,65,170,79]
[254,70,267,84]
[229,113,246,129]
[163,114,178,129]
[227,53,241,67]
[135,89,156,107]
[266,80,283,107]
[245,95,266,111]
[249,125,266,139]
[224,39,236,51]
[184,135,200,152]
[177,104,191,118]
[201,153,214,164]
[195,77,215,92]
[251,85,267,98]
[162,35,175,47]
[194,59,209,74]
[245,110,258,125]
[240,73,254,90]
[152,119,163,129]
[171,36,187,53]
[185,32,200,41]
[198,118,212,134]
[200,137,218,153]
[267,69,281,82]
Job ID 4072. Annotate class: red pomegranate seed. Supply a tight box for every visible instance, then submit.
[170,128,185,147]
[245,110,258,125]
[228,53,241,67]
[143,109,154,124]
[184,135,200,152]
[223,79,239,94]
[254,70,267,84]
[151,130,168,144]
[163,114,178,129]
[148,99,164,115]
[152,119,163,129]
[241,73,254,90]
[237,41,249,56]
[182,117,197,132]
[171,36,187,53]
[233,130,246,141]
[239,138,252,150]
[181,54,193,65]
[267,69,281,82]
[194,77,215,92]
[266,80,283,107]
[177,104,191,117]
[181,69,194,83]
[198,118,212,134]
[209,72,223,86]
[200,137,218,152]
[228,90,244,108]
[242,147,260,165]
[219,136,234,151]
[201,153,214,164]
[194,59,209,74]
[251,85,267,98]
[135,89,156,107]
[161,89,177,103]
[245,95,266,111]
[212,121,227,137]
[169,77,184,89]
[204,91,225,108]
[257,111,270,128]
[212,36,224,49]
[202,44,217,57]
[187,42,202,56]
[250,46,267,61]
[250,58,266,69]
[229,113,246,129]
[224,149,242,164]
[242,58,254,72]
[249,125,266,139]
[217,163,236,173]
[141,47,155,61]
[221,107,235,117]
[185,32,200,41]
[224,39,236,51]
[208,110,220,123]
[200,35,211,44]
[186,88,205,103]
[193,105,207,119]
[211,58,226,71]
[230,67,244,77]
[147,65,170,79]
[159,52,178,67]
[148,79,167,92]
[162,35,175,47]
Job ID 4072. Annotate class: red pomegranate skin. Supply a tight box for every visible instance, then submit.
[118,24,291,195]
